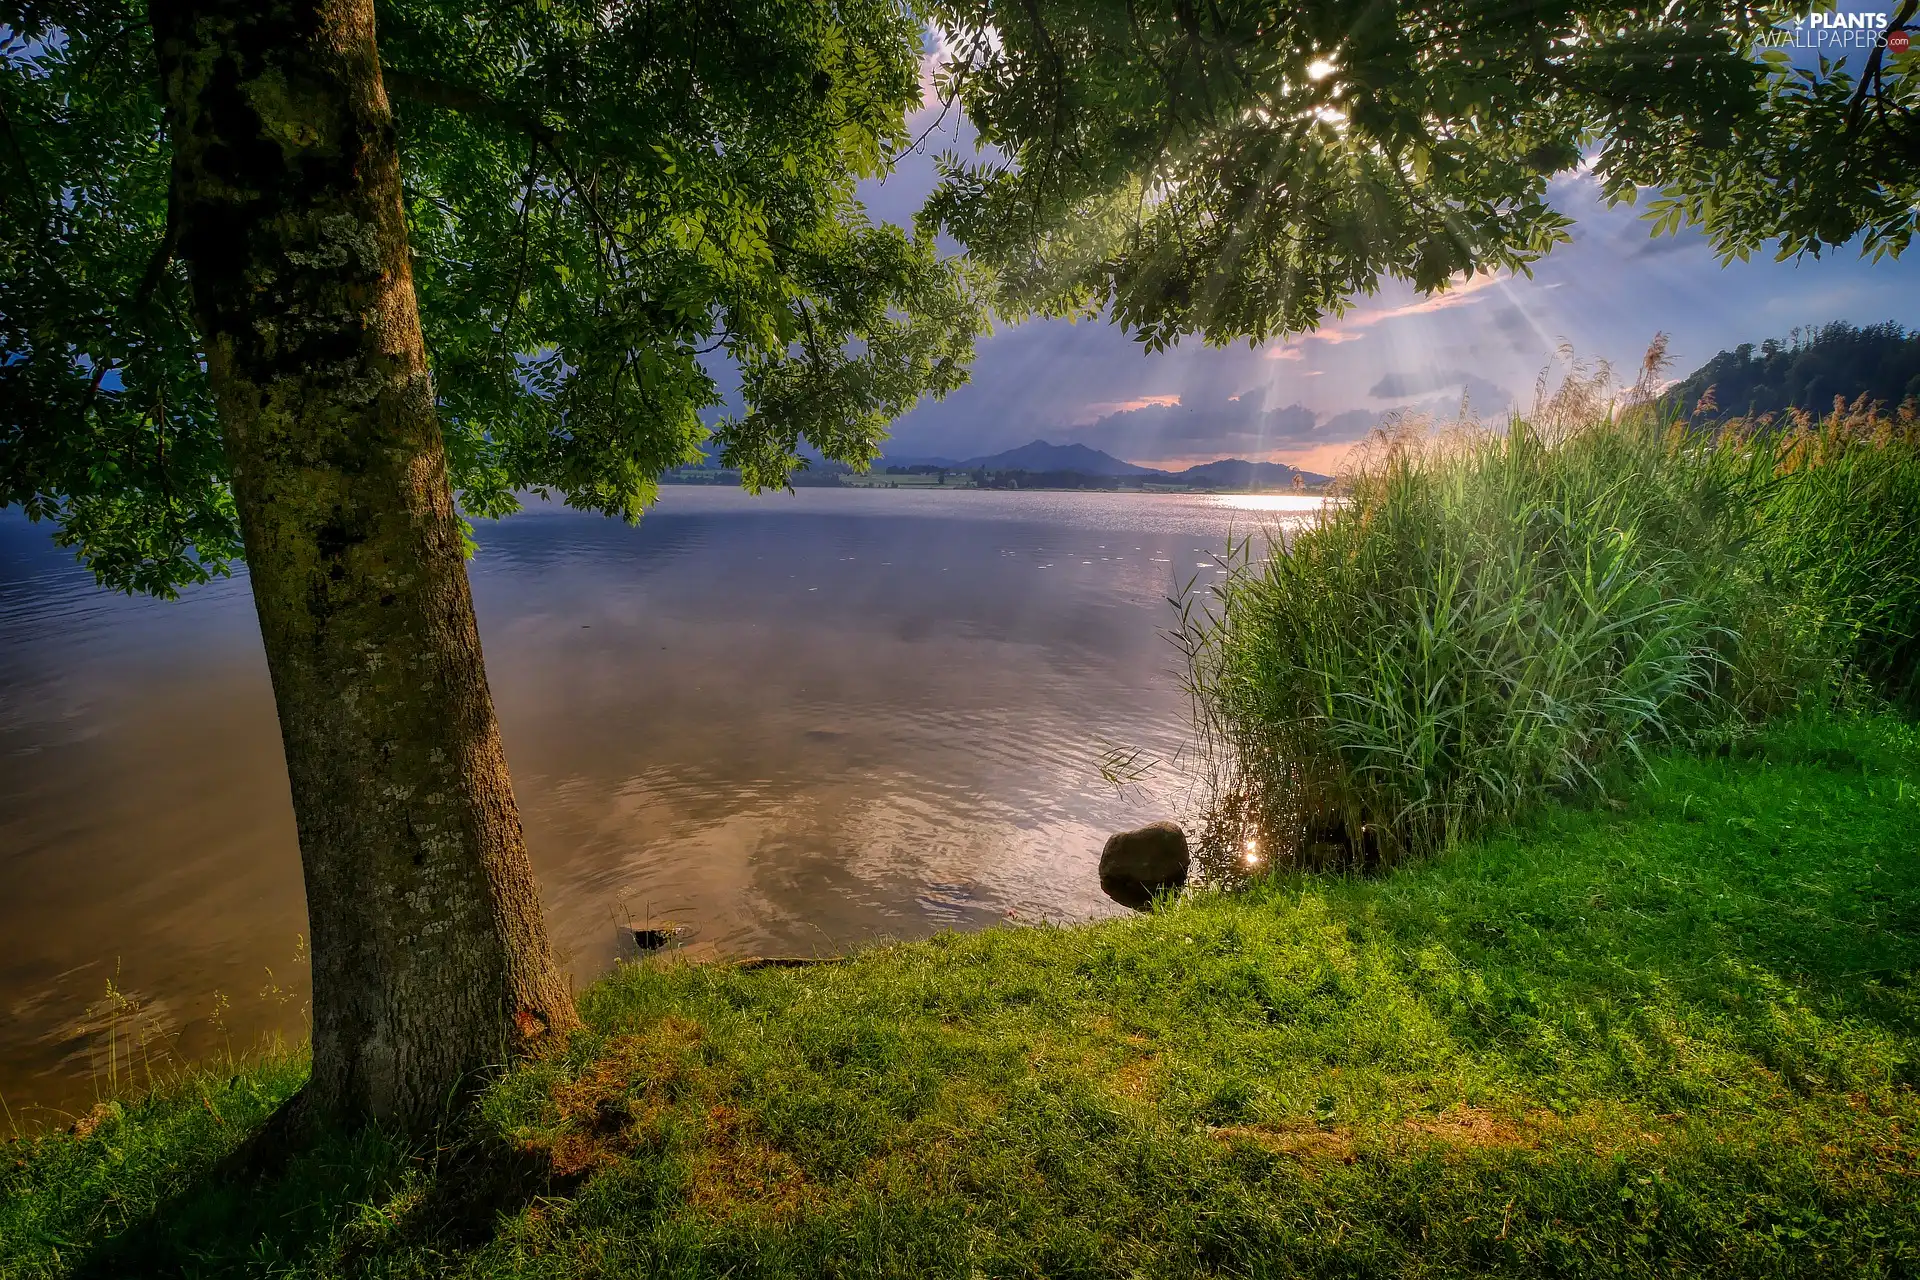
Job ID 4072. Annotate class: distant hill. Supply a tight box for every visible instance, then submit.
[962,440,1160,476]
[1666,321,1920,421]
[1174,458,1327,488]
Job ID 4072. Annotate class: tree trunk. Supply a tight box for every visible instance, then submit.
[149,0,579,1130]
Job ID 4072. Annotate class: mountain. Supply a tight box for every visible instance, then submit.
[1173,458,1328,487]
[877,440,1330,487]
[961,440,1163,476]
[1666,321,1920,421]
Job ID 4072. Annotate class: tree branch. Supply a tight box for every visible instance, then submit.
[380,66,560,146]
[1845,0,1917,136]
[134,189,180,307]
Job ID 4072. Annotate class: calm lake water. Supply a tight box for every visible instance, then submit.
[0,487,1318,1126]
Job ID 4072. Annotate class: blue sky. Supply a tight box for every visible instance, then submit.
[856,23,1920,473]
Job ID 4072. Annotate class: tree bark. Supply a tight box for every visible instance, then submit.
[148,0,579,1130]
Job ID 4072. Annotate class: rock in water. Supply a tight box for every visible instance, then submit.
[1100,821,1189,910]
[628,922,684,952]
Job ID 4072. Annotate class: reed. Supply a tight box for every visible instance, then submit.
[1180,383,1920,873]
[1745,396,1920,708]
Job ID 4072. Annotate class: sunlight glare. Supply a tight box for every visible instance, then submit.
[1207,495,1327,514]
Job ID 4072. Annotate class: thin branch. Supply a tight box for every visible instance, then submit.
[496,136,542,361]
[904,87,960,155]
[134,188,181,307]
[1845,0,1916,135]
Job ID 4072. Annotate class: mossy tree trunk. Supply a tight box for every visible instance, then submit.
[148,0,579,1129]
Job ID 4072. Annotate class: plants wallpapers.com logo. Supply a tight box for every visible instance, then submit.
[1758,10,1912,50]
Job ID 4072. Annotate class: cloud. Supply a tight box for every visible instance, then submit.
[1491,306,1532,334]
[1359,271,1506,323]
[1320,408,1379,438]
[1456,375,1513,416]
[1072,393,1180,423]
[1368,368,1472,399]
[1057,372,1521,466]
[1367,369,1514,414]
[907,30,955,126]
[1265,271,1509,356]
[1632,230,1704,260]
[1268,440,1369,475]
[1058,384,1385,463]
[1264,329,1365,359]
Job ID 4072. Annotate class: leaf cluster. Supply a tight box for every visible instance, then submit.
[920,0,1786,350]
[1,0,987,593]
[1626,36,1920,262]
[0,9,238,597]
[382,0,986,508]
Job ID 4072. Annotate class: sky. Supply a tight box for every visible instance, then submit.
[852,24,1920,475]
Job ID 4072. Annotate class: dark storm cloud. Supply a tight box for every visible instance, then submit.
[1459,375,1515,416]
[1321,408,1379,438]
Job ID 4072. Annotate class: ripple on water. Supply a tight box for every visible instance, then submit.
[0,490,1324,1123]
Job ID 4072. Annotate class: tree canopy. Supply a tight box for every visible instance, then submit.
[2,0,984,596]
[1627,16,1919,263]
[918,0,1915,349]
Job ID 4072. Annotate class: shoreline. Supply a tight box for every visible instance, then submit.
[8,710,1917,1276]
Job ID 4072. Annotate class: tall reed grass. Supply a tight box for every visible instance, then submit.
[1180,371,1920,875]
[1746,397,1920,708]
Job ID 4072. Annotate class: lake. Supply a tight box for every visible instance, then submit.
[0,487,1319,1127]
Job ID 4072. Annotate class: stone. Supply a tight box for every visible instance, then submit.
[1099,821,1190,910]
[628,922,685,952]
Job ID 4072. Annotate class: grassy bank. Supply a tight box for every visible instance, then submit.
[5,710,1917,1277]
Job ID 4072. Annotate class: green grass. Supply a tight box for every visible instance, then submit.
[5,710,1919,1277]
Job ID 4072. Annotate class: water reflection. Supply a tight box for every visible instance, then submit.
[0,487,1313,1125]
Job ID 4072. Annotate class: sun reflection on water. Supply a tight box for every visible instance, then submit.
[1202,494,1327,514]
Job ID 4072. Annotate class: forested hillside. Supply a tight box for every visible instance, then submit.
[1666,322,1920,420]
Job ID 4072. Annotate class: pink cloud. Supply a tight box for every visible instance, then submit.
[1263,329,1365,359]
[1354,270,1506,323]
[1072,393,1181,423]
[1262,271,1506,357]
[1269,440,1363,474]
